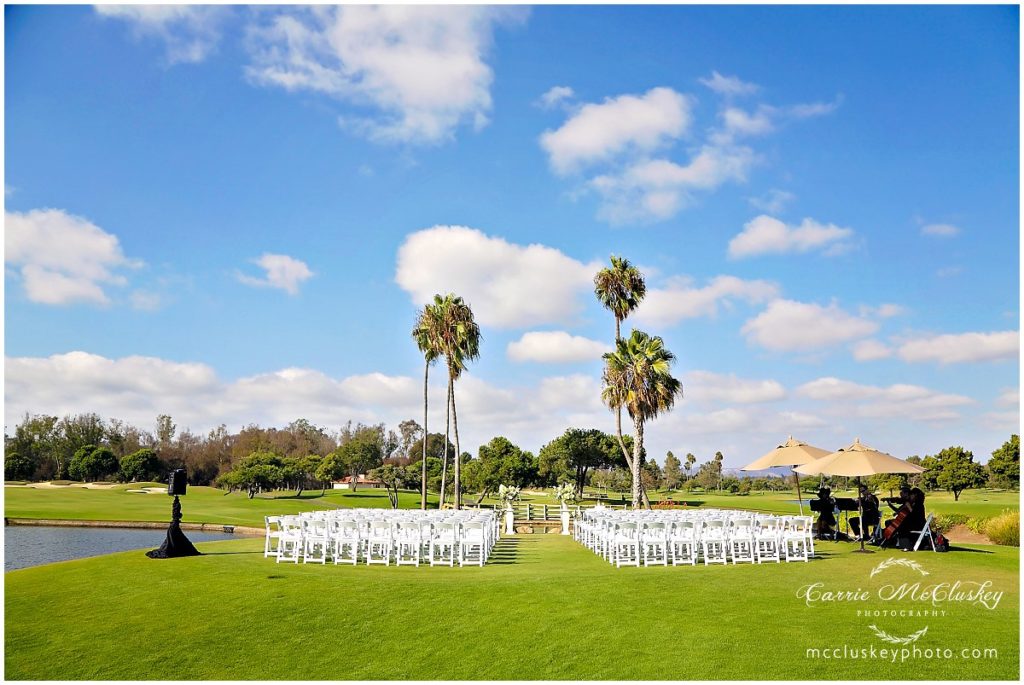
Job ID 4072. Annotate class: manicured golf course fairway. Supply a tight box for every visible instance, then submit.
[4,533,1018,680]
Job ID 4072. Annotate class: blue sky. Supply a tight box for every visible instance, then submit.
[4,4,1019,468]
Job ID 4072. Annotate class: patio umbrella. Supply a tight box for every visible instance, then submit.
[741,436,831,515]
[795,438,926,553]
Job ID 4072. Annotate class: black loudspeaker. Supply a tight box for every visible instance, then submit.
[168,469,187,496]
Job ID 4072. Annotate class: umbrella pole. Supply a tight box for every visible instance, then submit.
[853,476,873,554]
[793,468,804,515]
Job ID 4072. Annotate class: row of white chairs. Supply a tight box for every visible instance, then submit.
[575,508,815,566]
[265,509,500,567]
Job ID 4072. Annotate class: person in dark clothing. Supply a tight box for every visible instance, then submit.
[903,487,927,534]
[813,487,837,539]
[849,484,880,540]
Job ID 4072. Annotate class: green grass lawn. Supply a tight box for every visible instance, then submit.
[4,534,1017,680]
[3,484,437,528]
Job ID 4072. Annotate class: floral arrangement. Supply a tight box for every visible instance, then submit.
[553,482,579,505]
[497,484,521,510]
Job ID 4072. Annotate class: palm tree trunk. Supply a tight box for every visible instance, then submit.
[439,380,452,508]
[613,408,651,508]
[451,375,462,510]
[421,360,429,510]
[632,417,644,509]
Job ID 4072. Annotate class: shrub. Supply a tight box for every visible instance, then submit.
[966,517,991,534]
[983,510,1019,547]
[5,451,38,481]
[931,512,970,534]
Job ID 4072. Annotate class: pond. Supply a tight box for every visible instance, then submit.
[4,525,243,571]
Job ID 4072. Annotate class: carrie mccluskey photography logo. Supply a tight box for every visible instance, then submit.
[798,557,1004,663]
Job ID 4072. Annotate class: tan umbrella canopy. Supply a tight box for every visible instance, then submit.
[795,438,926,552]
[741,436,832,514]
[794,438,926,477]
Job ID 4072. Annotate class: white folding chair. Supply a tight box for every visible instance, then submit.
[729,517,756,564]
[701,519,729,565]
[459,522,487,567]
[911,513,936,552]
[331,520,360,565]
[430,523,457,567]
[365,520,393,566]
[669,520,698,566]
[641,521,669,566]
[264,515,283,558]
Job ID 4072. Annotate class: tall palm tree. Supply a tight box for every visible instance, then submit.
[602,329,683,509]
[593,256,651,506]
[412,302,445,510]
[594,255,646,341]
[433,293,481,510]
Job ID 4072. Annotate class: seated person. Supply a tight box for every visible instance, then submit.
[849,484,880,540]
[812,487,837,538]
[902,487,927,543]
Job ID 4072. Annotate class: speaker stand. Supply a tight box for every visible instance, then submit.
[146,495,201,559]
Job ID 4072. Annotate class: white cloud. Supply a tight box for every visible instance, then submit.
[634,275,779,327]
[539,87,693,175]
[243,5,525,144]
[996,388,1019,407]
[851,339,893,362]
[741,299,879,352]
[698,71,759,97]
[728,215,855,259]
[796,377,973,422]
[95,5,229,64]
[507,331,609,364]
[936,266,964,278]
[5,208,142,305]
[130,290,163,312]
[3,351,612,459]
[896,331,1019,364]
[537,85,574,109]
[748,189,796,214]
[591,145,756,224]
[921,223,960,238]
[395,226,598,329]
[236,253,314,295]
[685,370,786,404]
[788,99,842,118]
[721,106,774,137]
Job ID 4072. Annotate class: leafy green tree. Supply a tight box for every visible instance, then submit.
[602,329,683,508]
[119,448,161,483]
[68,445,118,482]
[5,413,58,480]
[5,451,38,481]
[471,436,536,500]
[927,446,987,501]
[594,255,650,508]
[55,414,106,479]
[371,464,413,509]
[68,444,97,481]
[663,451,682,490]
[333,426,384,492]
[695,459,719,491]
[684,453,696,482]
[219,451,285,498]
[537,428,623,494]
[987,435,1019,489]
[641,460,663,491]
